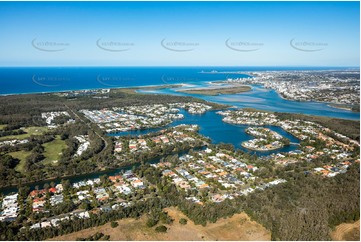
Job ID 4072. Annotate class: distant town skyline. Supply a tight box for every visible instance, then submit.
[0,1,359,66]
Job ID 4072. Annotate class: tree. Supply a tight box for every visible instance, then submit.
[80,202,91,211]
[155,225,167,233]
[179,218,187,225]
[61,179,71,193]
[100,174,109,187]
[146,218,158,227]
[110,221,118,228]
[159,211,173,225]
[18,186,30,199]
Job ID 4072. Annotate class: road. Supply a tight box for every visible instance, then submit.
[64,104,108,151]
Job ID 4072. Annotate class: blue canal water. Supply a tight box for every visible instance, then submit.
[108,109,300,156]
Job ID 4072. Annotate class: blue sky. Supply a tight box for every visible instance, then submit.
[0,1,359,66]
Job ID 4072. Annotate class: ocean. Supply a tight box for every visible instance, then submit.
[0,66,355,95]
[0,66,359,120]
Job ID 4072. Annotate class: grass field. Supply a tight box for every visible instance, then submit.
[0,124,7,130]
[42,135,67,165]
[9,150,32,173]
[0,126,49,141]
[49,207,271,241]
[331,220,360,241]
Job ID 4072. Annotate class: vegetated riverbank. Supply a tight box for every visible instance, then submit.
[176,85,251,95]
[116,84,184,94]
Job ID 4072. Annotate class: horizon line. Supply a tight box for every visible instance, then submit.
[0,65,359,68]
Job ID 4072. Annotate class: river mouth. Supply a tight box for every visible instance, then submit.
[136,83,360,121]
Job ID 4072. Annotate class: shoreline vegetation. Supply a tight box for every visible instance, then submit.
[176,85,251,96]
[120,84,184,94]
[0,84,185,97]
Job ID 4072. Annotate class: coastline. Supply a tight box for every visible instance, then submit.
[0,83,186,97]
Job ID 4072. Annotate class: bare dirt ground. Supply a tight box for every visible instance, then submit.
[49,207,271,241]
[331,220,360,241]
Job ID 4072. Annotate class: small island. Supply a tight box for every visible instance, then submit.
[328,103,360,112]
[176,85,251,96]
[242,127,290,151]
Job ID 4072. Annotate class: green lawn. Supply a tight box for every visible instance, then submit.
[0,124,7,130]
[9,150,32,173]
[0,126,49,141]
[42,135,67,165]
